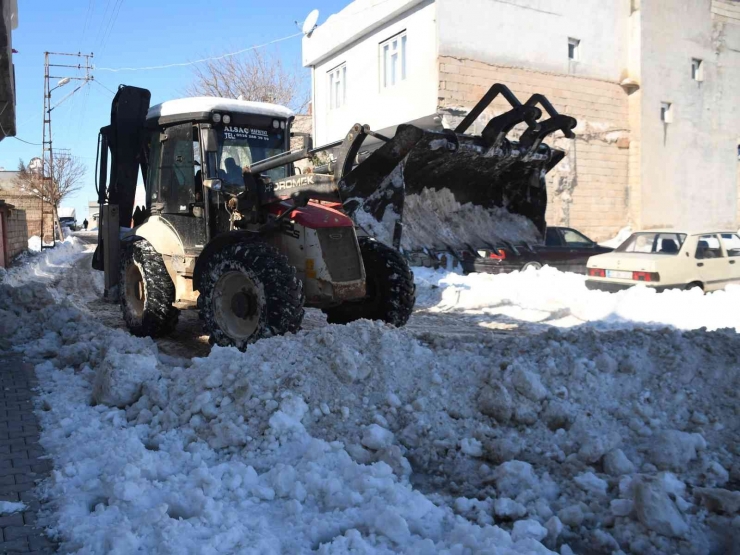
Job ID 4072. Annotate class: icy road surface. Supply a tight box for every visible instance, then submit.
[2,236,740,554]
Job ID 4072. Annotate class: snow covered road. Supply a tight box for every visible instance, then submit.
[2,243,740,554]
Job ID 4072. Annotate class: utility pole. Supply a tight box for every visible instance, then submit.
[41,51,94,248]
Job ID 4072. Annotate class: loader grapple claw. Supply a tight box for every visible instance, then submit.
[337,84,577,254]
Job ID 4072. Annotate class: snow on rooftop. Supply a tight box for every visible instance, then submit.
[147,97,294,121]
[302,0,425,67]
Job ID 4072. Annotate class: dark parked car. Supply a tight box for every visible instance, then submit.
[461,227,613,275]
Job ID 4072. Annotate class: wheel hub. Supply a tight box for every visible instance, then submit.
[231,290,257,320]
[125,262,145,319]
[212,271,262,341]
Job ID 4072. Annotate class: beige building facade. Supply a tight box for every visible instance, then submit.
[303,0,740,241]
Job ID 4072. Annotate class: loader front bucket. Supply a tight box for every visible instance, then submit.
[338,84,576,254]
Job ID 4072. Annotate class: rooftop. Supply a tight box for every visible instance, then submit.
[147,97,294,121]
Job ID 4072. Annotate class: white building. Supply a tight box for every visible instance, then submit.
[302,0,740,240]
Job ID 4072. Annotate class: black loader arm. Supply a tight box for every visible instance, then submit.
[98,85,151,228]
[93,85,151,272]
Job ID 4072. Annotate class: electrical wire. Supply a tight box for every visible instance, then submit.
[93,80,116,95]
[95,31,303,72]
[9,136,42,146]
[94,0,114,49]
[82,0,95,41]
[98,0,125,56]
[0,102,41,145]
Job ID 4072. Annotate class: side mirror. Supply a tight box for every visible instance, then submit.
[202,128,220,179]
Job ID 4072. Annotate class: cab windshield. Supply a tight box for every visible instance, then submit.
[615,232,686,255]
[217,126,286,188]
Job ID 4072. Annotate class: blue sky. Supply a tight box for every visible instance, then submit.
[1,0,348,221]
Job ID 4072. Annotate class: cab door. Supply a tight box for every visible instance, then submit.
[694,234,729,291]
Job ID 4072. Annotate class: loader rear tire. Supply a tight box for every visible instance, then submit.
[119,239,180,337]
[323,238,415,327]
[199,241,304,350]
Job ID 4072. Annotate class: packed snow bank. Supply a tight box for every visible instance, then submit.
[5,266,740,554]
[415,266,740,331]
[2,237,86,288]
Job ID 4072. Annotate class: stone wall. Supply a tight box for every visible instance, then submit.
[437,56,632,242]
[0,193,54,241]
[5,207,28,260]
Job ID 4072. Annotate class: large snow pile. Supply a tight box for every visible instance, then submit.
[415,266,740,332]
[4,261,740,553]
[2,236,86,288]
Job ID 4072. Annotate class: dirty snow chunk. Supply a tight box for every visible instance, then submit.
[511,519,548,542]
[693,487,740,514]
[604,448,635,476]
[610,499,634,517]
[92,351,159,408]
[0,501,26,514]
[494,460,539,498]
[633,480,688,538]
[703,461,730,486]
[493,497,527,519]
[647,430,704,471]
[460,438,483,457]
[511,366,548,402]
[477,382,513,423]
[373,509,410,544]
[557,505,584,527]
[594,352,618,373]
[545,516,563,539]
[269,396,309,434]
[361,424,395,450]
[574,471,608,496]
[577,435,609,463]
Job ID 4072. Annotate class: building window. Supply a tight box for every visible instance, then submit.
[691,58,703,81]
[380,31,407,89]
[661,102,673,123]
[568,38,580,61]
[328,64,346,110]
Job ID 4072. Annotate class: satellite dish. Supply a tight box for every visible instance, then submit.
[302,9,319,36]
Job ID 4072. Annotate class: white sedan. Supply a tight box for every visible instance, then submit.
[586,230,740,293]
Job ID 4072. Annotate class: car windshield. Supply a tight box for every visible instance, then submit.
[615,232,686,255]
[217,126,286,188]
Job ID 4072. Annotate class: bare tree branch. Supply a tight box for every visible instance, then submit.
[186,49,309,113]
[15,155,86,241]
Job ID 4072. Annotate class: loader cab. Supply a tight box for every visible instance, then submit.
[144,97,294,247]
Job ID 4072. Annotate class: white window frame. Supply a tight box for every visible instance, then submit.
[380,31,407,90]
[328,64,346,110]
[691,58,703,82]
[568,38,580,61]
[661,102,673,123]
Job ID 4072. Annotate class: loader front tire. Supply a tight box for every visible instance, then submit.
[199,241,304,350]
[323,238,415,327]
[119,239,180,337]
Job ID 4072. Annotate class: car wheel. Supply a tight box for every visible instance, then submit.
[686,281,704,293]
[521,262,542,272]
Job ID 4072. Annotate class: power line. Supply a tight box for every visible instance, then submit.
[10,136,42,146]
[93,80,116,95]
[94,0,114,49]
[98,0,125,56]
[95,31,303,72]
[0,102,40,144]
[82,0,95,40]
